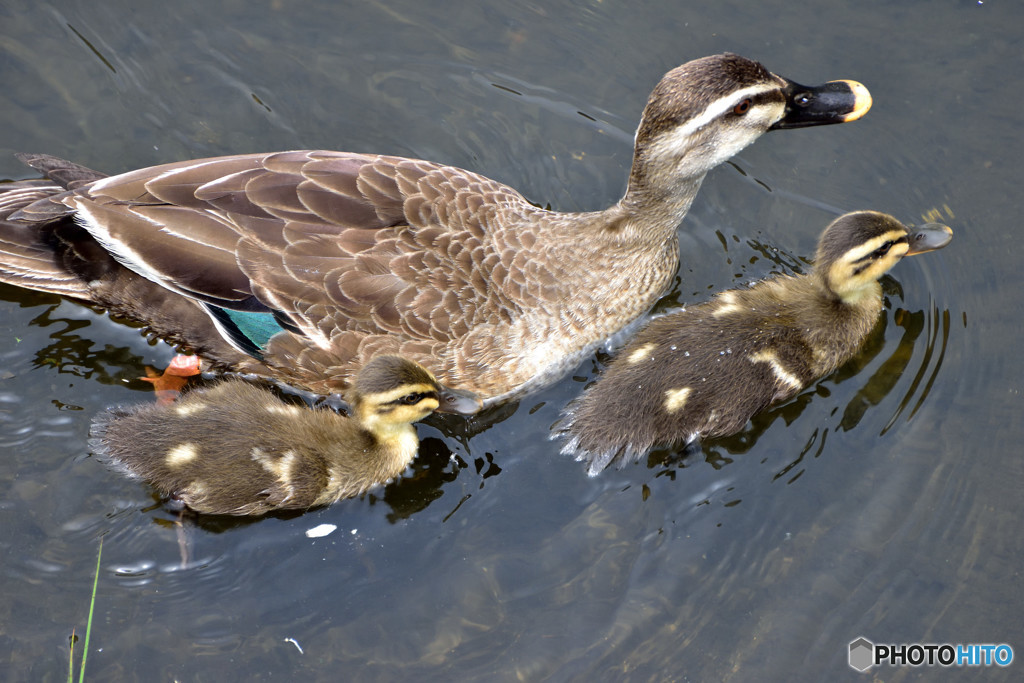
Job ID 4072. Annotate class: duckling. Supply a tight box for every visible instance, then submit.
[90,355,482,515]
[0,54,871,405]
[555,211,952,475]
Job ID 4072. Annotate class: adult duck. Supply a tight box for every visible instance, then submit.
[0,53,870,404]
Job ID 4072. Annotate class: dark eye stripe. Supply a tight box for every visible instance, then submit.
[852,236,908,264]
[389,392,435,406]
[728,91,778,117]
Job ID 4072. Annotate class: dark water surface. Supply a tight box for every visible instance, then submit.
[1,1,1021,680]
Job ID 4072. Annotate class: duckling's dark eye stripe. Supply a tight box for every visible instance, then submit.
[872,240,898,258]
[389,392,435,406]
[850,235,909,265]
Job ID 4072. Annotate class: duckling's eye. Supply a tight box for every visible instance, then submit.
[395,392,431,406]
[733,98,753,115]
[872,241,895,258]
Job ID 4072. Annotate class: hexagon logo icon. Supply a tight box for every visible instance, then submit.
[849,637,874,672]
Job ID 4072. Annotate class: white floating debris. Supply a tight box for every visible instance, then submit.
[305,524,337,538]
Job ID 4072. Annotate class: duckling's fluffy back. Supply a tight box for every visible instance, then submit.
[91,380,410,515]
[556,273,882,475]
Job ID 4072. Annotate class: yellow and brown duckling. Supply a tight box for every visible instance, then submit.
[556,211,952,475]
[0,54,870,405]
[90,355,481,515]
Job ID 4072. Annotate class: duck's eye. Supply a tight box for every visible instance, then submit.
[733,98,752,115]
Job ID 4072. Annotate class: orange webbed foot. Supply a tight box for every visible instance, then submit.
[140,355,202,405]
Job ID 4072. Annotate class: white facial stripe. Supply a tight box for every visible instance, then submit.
[670,83,782,141]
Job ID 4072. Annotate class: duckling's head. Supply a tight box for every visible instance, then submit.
[348,355,482,435]
[629,53,872,199]
[815,211,953,304]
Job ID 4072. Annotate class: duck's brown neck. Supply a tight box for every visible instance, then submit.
[606,170,707,242]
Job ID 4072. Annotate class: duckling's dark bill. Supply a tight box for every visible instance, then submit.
[905,223,954,255]
[436,385,484,415]
[770,79,872,129]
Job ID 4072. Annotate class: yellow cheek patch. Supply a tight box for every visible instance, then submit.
[166,442,199,467]
[627,343,657,364]
[664,387,692,413]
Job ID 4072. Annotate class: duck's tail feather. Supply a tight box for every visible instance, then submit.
[0,178,90,297]
[14,152,107,190]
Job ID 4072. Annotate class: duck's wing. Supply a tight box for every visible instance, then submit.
[18,151,543,359]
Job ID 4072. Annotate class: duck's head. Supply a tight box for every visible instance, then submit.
[815,210,953,304]
[348,355,482,433]
[627,53,872,203]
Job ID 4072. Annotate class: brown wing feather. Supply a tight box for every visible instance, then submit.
[4,150,556,394]
[0,183,90,297]
[68,152,540,327]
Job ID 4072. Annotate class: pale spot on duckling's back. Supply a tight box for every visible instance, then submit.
[188,480,208,500]
[711,291,743,317]
[173,403,204,417]
[663,387,692,413]
[250,447,300,500]
[166,442,199,467]
[627,343,657,364]
[747,349,804,392]
[264,403,303,416]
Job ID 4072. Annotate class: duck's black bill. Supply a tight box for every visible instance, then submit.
[905,223,954,255]
[435,385,484,415]
[770,78,872,129]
